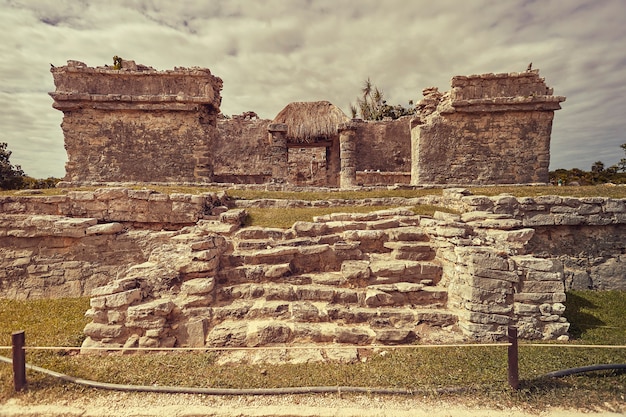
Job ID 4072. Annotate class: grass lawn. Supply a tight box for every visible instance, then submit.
[2,184,626,199]
[0,291,624,410]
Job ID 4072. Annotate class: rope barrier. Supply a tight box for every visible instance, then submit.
[3,342,625,352]
[3,342,513,352]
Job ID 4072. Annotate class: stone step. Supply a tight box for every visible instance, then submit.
[216,280,447,308]
[234,227,292,241]
[385,226,430,242]
[210,300,456,328]
[368,259,442,284]
[205,304,458,348]
[383,241,436,261]
[235,234,344,251]
[365,285,447,308]
[222,242,365,273]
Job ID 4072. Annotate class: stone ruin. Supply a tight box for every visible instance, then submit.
[3,187,625,361]
[49,60,564,187]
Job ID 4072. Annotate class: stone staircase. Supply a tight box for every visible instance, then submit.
[205,208,458,348]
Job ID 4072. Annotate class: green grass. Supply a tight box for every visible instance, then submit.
[1,291,625,410]
[244,205,456,228]
[3,184,626,199]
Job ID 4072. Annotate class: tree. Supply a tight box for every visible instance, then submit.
[351,78,415,121]
[591,160,605,173]
[0,142,26,190]
[618,143,626,172]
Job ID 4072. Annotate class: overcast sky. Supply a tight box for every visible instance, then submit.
[1,0,625,179]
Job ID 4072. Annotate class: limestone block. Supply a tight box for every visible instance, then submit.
[335,326,374,345]
[590,255,626,290]
[526,271,563,282]
[177,318,207,348]
[466,276,513,293]
[513,302,540,315]
[513,256,560,273]
[175,294,213,309]
[265,263,292,278]
[220,209,247,225]
[86,222,124,235]
[126,316,167,330]
[365,289,398,307]
[205,321,248,347]
[84,322,124,339]
[246,321,292,346]
[458,310,511,325]
[138,336,159,348]
[91,288,142,309]
[452,283,510,304]
[521,280,564,293]
[52,217,98,237]
[464,302,512,315]
[127,299,174,319]
[291,302,321,322]
[522,214,555,227]
[341,260,371,281]
[483,228,535,245]
[470,267,519,283]
[94,188,128,201]
[181,278,215,295]
[235,227,288,240]
[324,221,367,233]
[604,199,626,213]
[385,226,428,242]
[366,218,400,230]
[374,329,416,344]
[542,322,570,339]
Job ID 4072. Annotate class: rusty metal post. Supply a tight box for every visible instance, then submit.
[12,330,27,392]
[507,326,519,390]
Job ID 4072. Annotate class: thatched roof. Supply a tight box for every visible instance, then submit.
[272,101,350,144]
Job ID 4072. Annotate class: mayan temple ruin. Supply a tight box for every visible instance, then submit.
[8,59,622,361]
[49,60,565,187]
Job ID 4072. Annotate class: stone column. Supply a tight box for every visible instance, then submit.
[338,123,357,188]
[268,123,289,183]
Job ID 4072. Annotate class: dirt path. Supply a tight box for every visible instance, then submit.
[1,393,624,417]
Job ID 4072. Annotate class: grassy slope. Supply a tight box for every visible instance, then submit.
[0,292,624,409]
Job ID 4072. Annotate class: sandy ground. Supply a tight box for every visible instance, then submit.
[1,392,624,417]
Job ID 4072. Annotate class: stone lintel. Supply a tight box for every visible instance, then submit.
[449,96,566,113]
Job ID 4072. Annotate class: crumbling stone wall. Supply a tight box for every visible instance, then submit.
[353,118,412,173]
[49,63,563,187]
[411,70,565,185]
[50,60,222,183]
[453,190,626,290]
[214,118,273,184]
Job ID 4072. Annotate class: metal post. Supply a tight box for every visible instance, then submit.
[507,326,519,390]
[12,330,27,392]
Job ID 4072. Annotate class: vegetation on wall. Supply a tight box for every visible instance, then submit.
[350,78,416,120]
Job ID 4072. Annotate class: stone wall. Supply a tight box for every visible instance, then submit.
[2,189,625,352]
[353,118,412,173]
[50,60,222,183]
[411,70,565,185]
[50,63,563,188]
[214,118,274,184]
[0,189,231,299]
[453,190,626,290]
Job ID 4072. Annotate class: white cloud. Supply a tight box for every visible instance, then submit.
[1,0,625,178]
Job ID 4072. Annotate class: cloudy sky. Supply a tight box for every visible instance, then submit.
[1,0,625,179]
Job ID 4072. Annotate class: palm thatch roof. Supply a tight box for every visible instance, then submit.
[272,101,350,144]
